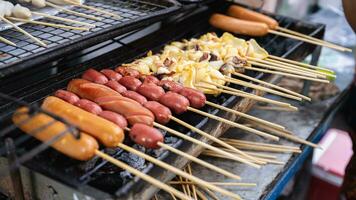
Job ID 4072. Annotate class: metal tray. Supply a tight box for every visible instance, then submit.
[0,0,181,78]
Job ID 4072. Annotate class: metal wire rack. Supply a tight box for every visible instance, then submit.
[0,0,181,77]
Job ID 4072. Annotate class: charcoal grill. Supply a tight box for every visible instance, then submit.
[0,1,325,200]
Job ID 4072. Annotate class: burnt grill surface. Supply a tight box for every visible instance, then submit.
[0,2,325,200]
[0,0,181,77]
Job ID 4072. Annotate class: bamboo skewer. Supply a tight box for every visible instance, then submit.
[268,55,334,73]
[249,57,330,79]
[187,107,280,141]
[276,27,352,52]
[232,72,311,101]
[170,181,257,187]
[7,17,90,31]
[221,138,300,151]
[217,140,301,153]
[94,150,191,200]
[242,151,277,159]
[169,192,178,200]
[253,105,298,112]
[0,16,47,47]
[205,101,285,130]
[203,188,220,200]
[118,143,242,200]
[32,11,95,28]
[45,2,102,21]
[64,0,121,19]
[195,189,208,200]
[248,60,321,79]
[197,82,296,109]
[170,116,263,163]
[187,165,198,200]
[153,123,261,168]
[264,58,336,79]
[248,120,320,148]
[0,36,16,46]
[158,142,242,180]
[268,29,349,52]
[244,66,330,83]
[224,76,303,101]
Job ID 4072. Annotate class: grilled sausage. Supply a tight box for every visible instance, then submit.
[227,5,278,30]
[115,66,140,78]
[42,96,124,147]
[82,69,109,84]
[178,88,206,108]
[129,123,163,149]
[99,111,128,129]
[159,92,190,114]
[140,75,160,85]
[158,80,183,93]
[100,69,122,81]
[105,80,127,94]
[122,91,148,105]
[95,96,154,126]
[68,79,118,100]
[143,101,171,124]
[118,76,142,91]
[54,89,79,104]
[74,99,102,115]
[68,80,154,126]
[136,83,165,101]
[12,107,98,161]
[209,14,269,37]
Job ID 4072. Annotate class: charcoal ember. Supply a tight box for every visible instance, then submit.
[90,173,124,193]
[120,170,134,184]
[118,148,146,170]
[164,136,179,144]
[146,147,165,158]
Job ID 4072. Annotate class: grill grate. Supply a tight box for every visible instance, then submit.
[0,0,180,76]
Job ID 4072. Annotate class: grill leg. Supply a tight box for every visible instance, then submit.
[5,138,25,200]
[301,45,322,101]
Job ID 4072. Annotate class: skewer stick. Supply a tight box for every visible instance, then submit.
[264,58,336,79]
[170,116,263,163]
[244,66,330,83]
[183,169,191,198]
[0,36,16,46]
[195,189,208,200]
[249,57,328,79]
[268,55,334,73]
[248,121,320,148]
[221,138,300,150]
[232,72,311,101]
[0,16,46,47]
[203,188,220,200]
[6,17,89,31]
[217,141,301,153]
[253,105,298,112]
[64,0,121,19]
[153,122,261,168]
[268,29,348,52]
[242,151,277,159]
[186,107,280,141]
[170,181,257,187]
[32,11,95,28]
[197,82,296,109]
[158,142,242,180]
[276,27,352,52]
[118,143,242,200]
[169,192,178,200]
[187,165,198,200]
[45,2,102,21]
[224,76,303,101]
[94,150,190,200]
[248,60,321,79]
[205,101,285,130]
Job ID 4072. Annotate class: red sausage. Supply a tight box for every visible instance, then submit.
[129,123,163,149]
[159,92,190,114]
[118,76,142,91]
[99,111,128,129]
[140,75,160,85]
[115,67,140,78]
[82,69,108,84]
[158,80,183,93]
[179,88,206,108]
[74,99,103,115]
[136,83,165,101]
[105,80,127,94]
[54,89,80,104]
[143,101,172,124]
[100,69,122,81]
[122,91,147,105]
